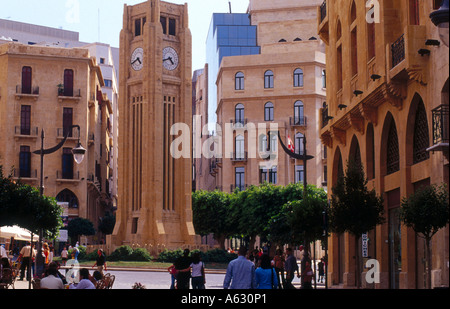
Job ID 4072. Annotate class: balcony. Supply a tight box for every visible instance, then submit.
[15,85,39,100]
[57,127,80,140]
[230,184,248,192]
[318,0,329,44]
[290,116,307,127]
[14,126,39,140]
[230,152,248,162]
[58,86,81,103]
[388,25,428,85]
[56,170,81,184]
[428,104,449,153]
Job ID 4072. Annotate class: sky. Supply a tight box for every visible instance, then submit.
[0,0,250,70]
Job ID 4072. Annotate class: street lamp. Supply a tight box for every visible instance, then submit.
[430,0,449,47]
[32,125,86,278]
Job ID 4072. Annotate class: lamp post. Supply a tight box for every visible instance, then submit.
[32,125,86,278]
[430,0,449,47]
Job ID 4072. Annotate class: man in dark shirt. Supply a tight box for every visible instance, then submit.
[93,249,107,275]
[284,248,299,289]
[174,249,192,289]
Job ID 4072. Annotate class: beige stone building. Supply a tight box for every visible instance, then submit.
[0,42,113,244]
[213,0,327,192]
[318,0,449,288]
[111,0,199,252]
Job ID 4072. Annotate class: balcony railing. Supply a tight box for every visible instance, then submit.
[231,152,248,162]
[230,184,248,192]
[391,34,405,68]
[320,0,327,23]
[432,104,449,146]
[290,116,307,127]
[15,126,38,137]
[16,85,39,96]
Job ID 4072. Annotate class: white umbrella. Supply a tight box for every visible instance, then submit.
[0,226,39,242]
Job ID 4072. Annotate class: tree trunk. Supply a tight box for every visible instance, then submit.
[426,235,432,289]
[355,235,361,289]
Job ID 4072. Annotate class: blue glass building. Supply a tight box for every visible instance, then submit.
[206,13,260,132]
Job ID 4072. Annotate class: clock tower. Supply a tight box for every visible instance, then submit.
[110,0,198,251]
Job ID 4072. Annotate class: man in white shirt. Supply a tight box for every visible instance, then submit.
[40,265,64,289]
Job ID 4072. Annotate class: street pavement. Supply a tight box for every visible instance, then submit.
[10,268,324,290]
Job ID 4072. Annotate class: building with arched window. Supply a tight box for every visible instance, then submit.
[319,0,449,289]
[213,0,327,193]
[0,43,114,246]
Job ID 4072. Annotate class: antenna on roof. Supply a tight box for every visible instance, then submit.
[229,1,232,13]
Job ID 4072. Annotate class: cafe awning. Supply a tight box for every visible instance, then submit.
[0,226,39,242]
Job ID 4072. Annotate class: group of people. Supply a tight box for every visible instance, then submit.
[168,246,325,290]
[224,246,325,289]
[168,249,206,289]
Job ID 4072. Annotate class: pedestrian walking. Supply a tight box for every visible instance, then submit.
[284,247,299,289]
[223,247,256,289]
[61,247,68,266]
[318,258,325,283]
[18,242,35,281]
[174,249,192,289]
[92,249,107,275]
[190,252,206,289]
[273,249,285,289]
[301,261,314,289]
[255,254,278,289]
[168,264,178,289]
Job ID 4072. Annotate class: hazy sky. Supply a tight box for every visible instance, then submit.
[1,0,249,70]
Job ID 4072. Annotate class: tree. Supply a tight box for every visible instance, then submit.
[192,190,234,249]
[329,159,385,288]
[287,185,328,255]
[401,183,449,289]
[1,166,63,239]
[67,217,95,245]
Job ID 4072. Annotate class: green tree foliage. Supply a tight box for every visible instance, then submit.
[328,159,384,288]
[0,166,63,239]
[401,183,449,289]
[67,217,95,245]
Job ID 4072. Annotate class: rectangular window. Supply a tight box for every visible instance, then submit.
[62,148,74,179]
[19,146,31,178]
[337,45,343,90]
[169,18,176,36]
[135,18,141,36]
[235,167,245,191]
[409,0,420,25]
[20,105,31,135]
[63,108,73,137]
[367,21,376,60]
[64,69,74,97]
[160,16,167,34]
[260,167,277,184]
[295,165,304,184]
[21,66,32,94]
[351,28,358,76]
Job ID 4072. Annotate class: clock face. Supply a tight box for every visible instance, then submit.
[162,47,179,71]
[131,47,144,71]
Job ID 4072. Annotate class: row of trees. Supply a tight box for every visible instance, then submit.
[192,160,449,288]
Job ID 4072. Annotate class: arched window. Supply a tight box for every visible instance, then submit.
[259,134,268,153]
[21,66,32,94]
[235,72,244,90]
[413,101,430,164]
[350,1,358,76]
[56,189,79,208]
[264,102,274,121]
[366,123,375,179]
[293,68,304,87]
[322,70,327,88]
[294,101,305,125]
[235,103,245,125]
[264,70,274,89]
[349,135,362,168]
[386,120,400,175]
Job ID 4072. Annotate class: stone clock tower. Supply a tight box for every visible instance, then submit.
[110,0,198,251]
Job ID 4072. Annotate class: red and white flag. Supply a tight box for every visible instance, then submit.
[287,135,295,153]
